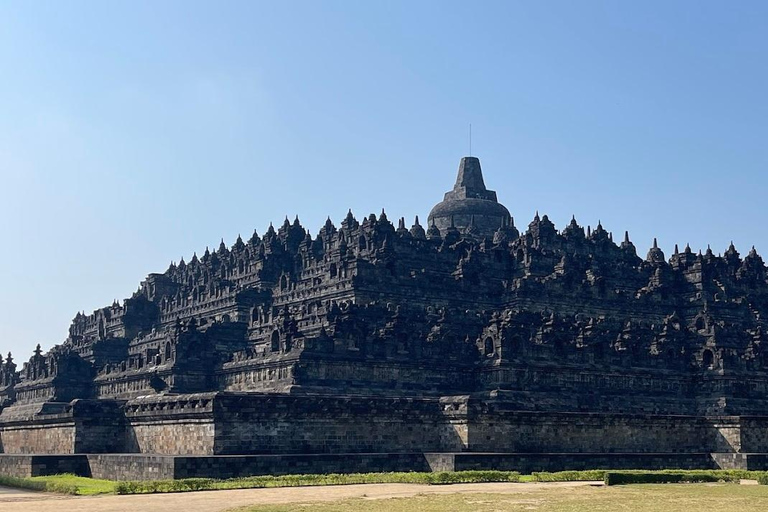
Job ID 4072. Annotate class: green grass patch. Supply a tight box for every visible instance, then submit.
[234,485,768,512]
[0,473,117,495]
[0,475,50,493]
[30,474,119,495]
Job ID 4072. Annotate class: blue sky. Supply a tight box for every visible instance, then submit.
[1,1,767,357]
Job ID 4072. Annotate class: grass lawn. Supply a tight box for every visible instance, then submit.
[236,484,768,512]
[30,474,117,495]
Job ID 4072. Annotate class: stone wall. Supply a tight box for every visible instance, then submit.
[0,403,77,454]
[128,421,215,455]
[288,359,474,395]
[87,454,176,480]
[467,407,742,454]
[0,400,128,454]
[479,367,700,415]
[212,394,468,454]
[432,452,723,472]
[3,392,767,459]
[4,391,768,479]
[72,399,128,453]
[124,394,216,455]
[0,455,89,478]
[172,453,433,479]
[728,417,768,453]
[0,423,75,454]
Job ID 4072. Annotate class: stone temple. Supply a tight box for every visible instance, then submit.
[3,156,768,480]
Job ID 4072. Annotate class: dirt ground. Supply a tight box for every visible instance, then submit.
[0,481,600,512]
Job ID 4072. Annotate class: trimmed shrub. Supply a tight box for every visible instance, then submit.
[424,470,520,485]
[603,470,755,486]
[114,470,520,494]
[532,470,606,482]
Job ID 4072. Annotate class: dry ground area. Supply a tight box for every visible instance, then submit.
[3,481,768,512]
[239,483,768,512]
[0,481,596,512]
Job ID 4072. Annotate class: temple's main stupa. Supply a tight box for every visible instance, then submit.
[3,156,768,480]
[428,156,512,237]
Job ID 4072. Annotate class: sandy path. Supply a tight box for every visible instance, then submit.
[0,481,601,512]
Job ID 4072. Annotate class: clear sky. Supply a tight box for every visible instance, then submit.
[1,1,767,358]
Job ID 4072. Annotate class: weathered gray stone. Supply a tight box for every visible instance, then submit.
[3,155,768,479]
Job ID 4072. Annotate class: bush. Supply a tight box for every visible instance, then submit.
[531,470,606,482]
[114,470,520,494]
[603,470,757,486]
[115,479,215,494]
[424,471,520,485]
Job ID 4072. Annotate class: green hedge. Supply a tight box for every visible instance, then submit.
[604,470,760,486]
[114,471,521,494]
[9,468,768,495]
[531,470,607,482]
[531,469,756,485]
